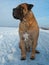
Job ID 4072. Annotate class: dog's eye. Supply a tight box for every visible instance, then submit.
[22,7,24,9]
[18,7,22,11]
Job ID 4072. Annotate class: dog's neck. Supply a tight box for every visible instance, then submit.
[22,11,34,21]
[21,11,35,25]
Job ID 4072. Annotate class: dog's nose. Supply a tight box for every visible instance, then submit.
[13,8,15,11]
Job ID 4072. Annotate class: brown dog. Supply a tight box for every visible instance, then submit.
[13,3,39,60]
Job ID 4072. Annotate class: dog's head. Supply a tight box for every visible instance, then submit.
[13,3,34,20]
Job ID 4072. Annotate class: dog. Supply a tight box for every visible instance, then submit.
[13,3,40,60]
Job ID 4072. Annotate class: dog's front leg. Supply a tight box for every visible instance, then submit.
[30,39,37,60]
[20,39,26,60]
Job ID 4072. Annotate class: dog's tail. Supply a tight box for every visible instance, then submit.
[40,27,49,30]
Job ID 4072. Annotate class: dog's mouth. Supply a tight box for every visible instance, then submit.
[13,13,16,18]
[13,9,19,19]
[13,12,22,20]
[13,13,18,19]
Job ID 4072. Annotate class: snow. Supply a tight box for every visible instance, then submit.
[0,27,49,65]
[0,34,3,39]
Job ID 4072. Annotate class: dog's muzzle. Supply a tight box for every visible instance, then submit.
[13,8,16,18]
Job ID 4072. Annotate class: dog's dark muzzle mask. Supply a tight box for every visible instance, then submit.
[13,7,23,20]
[13,8,20,19]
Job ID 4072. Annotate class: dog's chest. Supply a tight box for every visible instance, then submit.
[23,32,33,47]
[20,20,33,32]
[23,33,29,41]
[19,20,34,47]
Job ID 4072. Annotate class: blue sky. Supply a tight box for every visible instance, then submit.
[0,0,49,27]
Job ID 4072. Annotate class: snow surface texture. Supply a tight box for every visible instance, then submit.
[0,27,49,65]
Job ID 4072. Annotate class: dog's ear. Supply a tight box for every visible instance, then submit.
[27,4,34,10]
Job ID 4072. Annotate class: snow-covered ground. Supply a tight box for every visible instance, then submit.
[0,27,49,65]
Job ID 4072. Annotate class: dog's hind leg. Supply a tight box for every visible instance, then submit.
[35,50,40,54]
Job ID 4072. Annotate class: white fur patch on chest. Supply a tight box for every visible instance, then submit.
[23,33,29,41]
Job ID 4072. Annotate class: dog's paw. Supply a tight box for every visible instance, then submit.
[35,50,40,54]
[30,57,35,60]
[30,55,35,60]
[21,57,26,60]
[21,55,26,60]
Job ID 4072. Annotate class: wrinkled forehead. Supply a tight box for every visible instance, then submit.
[18,3,28,9]
[21,3,27,7]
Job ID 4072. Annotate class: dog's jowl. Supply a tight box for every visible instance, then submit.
[13,3,40,60]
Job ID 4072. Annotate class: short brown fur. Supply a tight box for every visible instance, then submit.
[13,3,39,60]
